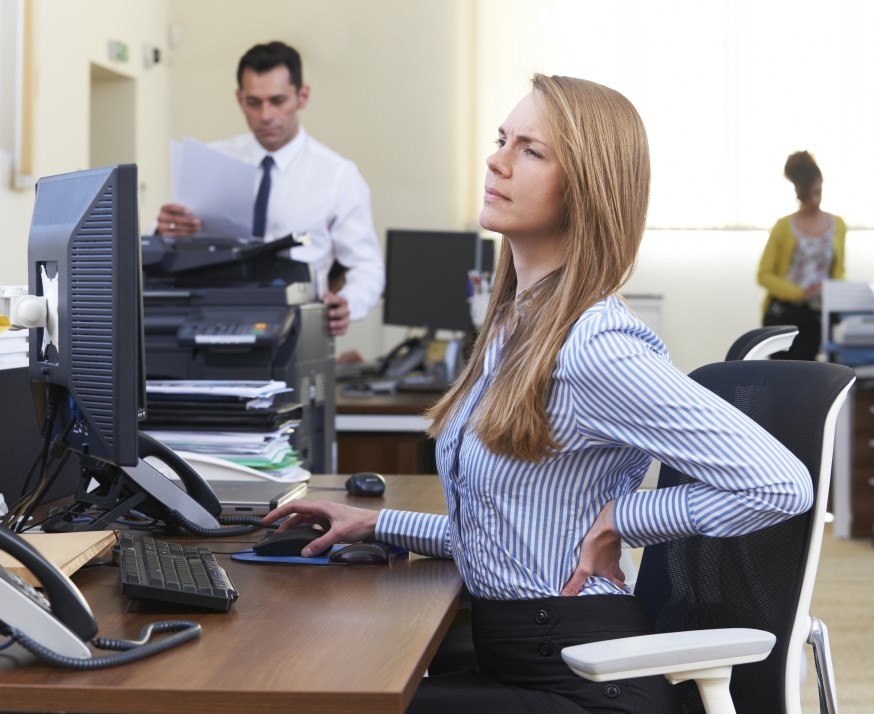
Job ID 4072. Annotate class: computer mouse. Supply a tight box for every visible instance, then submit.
[252,526,330,557]
[345,472,386,497]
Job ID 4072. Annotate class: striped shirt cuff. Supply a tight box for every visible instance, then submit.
[614,484,698,548]
[375,509,452,559]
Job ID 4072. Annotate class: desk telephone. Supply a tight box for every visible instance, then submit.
[16,384,271,538]
[0,525,200,668]
[377,337,428,380]
[43,433,267,538]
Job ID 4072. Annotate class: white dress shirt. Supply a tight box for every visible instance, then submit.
[376,295,811,600]
[210,128,385,322]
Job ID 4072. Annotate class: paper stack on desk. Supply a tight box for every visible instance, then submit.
[0,285,29,370]
[143,380,307,482]
[0,329,27,370]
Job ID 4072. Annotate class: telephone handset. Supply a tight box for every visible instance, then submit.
[378,337,428,380]
[133,433,223,528]
[132,434,269,536]
[0,525,96,659]
[0,525,201,668]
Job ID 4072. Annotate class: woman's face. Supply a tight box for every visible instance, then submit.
[800,179,823,210]
[480,92,565,241]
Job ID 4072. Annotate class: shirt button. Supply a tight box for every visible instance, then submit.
[538,642,553,657]
[604,684,621,698]
[534,609,549,624]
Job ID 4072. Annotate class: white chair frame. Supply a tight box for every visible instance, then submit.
[562,377,853,714]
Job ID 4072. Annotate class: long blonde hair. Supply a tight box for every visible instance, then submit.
[427,75,651,462]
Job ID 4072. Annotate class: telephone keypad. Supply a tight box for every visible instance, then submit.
[0,566,51,611]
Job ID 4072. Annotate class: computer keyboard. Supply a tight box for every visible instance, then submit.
[118,533,239,612]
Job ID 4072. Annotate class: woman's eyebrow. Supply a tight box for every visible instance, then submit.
[498,127,548,147]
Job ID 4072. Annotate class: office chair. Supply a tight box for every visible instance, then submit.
[725,325,800,361]
[562,360,855,714]
[616,327,801,591]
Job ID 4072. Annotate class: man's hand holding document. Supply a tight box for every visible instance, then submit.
[170,137,256,239]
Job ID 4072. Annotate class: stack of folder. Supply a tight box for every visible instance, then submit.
[143,381,306,481]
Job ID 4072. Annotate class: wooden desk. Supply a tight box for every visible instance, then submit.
[0,475,461,714]
[336,389,441,474]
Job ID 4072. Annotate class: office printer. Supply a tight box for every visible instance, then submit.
[141,234,335,473]
[833,315,874,347]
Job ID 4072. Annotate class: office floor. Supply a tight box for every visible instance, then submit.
[799,525,874,713]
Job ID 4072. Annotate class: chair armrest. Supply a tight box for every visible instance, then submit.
[561,628,775,682]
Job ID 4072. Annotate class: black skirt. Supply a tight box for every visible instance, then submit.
[410,594,680,714]
[762,297,821,360]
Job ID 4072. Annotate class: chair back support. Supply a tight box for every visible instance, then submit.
[725,326,799,361]
[633,360,854,714]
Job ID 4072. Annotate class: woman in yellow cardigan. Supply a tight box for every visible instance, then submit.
[757,151,846,360]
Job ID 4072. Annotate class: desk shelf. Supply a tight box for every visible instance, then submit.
[335,387,440,475]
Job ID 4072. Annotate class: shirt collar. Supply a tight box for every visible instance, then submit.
[252,126,307,173]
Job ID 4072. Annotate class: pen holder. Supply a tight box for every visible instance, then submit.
[468,292,490,329]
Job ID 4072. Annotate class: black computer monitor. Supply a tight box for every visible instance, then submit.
[383,229,494,332]
[27,164,144,467]
[11,165,232,534]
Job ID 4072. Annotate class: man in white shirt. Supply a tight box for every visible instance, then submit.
[155,41,385,336]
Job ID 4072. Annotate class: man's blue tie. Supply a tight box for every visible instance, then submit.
[252,155,274,238]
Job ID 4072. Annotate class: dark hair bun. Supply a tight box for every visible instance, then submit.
[784,151,821,185]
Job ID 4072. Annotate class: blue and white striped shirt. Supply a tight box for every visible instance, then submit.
[376,295,812,600]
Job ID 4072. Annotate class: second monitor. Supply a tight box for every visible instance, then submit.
[383,229,494,333]
[373,229,494,386]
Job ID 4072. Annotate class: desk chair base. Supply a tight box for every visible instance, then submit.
[808,617,838,714]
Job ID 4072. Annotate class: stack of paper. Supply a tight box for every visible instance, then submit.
[143,381,305,481]
[0,330,27,370]
[0,286,29,371]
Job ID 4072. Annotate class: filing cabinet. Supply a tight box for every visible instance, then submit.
[850,381,874,537]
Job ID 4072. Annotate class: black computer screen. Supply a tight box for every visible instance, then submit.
[383,230,494,332]
[27,164,144,467]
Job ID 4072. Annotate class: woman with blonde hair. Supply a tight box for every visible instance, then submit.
[266,75,812,712]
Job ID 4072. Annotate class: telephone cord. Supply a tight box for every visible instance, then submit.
[6,620,201,670]
[165,509,280,537]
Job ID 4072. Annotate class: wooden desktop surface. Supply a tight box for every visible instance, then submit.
[0,475,460,714]
[336,387,440,415]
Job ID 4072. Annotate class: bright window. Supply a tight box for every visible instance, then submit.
[474,0,874,228]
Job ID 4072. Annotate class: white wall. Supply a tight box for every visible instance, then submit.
[0,0,172,285]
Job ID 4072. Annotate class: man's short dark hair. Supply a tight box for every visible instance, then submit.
[237,41,303,89]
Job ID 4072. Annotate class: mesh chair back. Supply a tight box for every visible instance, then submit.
[725,326,799,361]
[633,360,853,714]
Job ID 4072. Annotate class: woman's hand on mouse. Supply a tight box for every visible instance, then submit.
[262,500,379,557]
[560,500,625,596]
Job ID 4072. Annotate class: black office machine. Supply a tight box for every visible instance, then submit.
[140,234,336,474]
